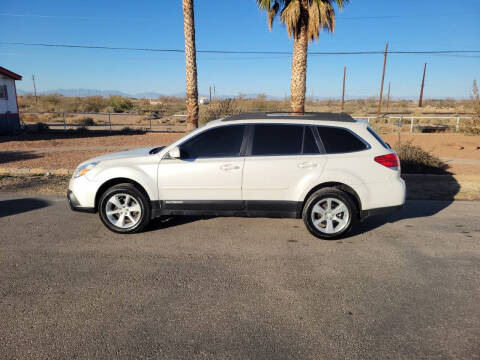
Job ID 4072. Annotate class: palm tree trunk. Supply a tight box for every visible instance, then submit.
[182,0,199,130]
[290,2,309,114]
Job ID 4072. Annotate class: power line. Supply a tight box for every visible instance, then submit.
[2,42,480,56]
[1,11,479,21]
[338,11,480,20]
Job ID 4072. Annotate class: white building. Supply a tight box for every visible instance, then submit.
[0,66,22,134]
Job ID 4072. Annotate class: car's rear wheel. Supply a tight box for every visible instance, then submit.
[303,188,357,240]
[98,183,150,234]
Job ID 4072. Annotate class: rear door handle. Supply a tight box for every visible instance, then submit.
[220,163,241,171]
[297,162,317,169]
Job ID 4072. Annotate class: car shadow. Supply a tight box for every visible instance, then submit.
[145,216,206,231]
[0,198,51,218]
[351,200,454,236]
[350,172,462,236]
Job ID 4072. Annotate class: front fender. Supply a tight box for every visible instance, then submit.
[91,163,158,202]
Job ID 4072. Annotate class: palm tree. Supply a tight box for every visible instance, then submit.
[257,0,348,113]
[182,0,199,130]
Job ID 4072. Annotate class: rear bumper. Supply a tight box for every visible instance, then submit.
[360,204,403,219]
[67,190,95,213]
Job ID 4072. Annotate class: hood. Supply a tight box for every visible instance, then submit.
[88,147,162,163]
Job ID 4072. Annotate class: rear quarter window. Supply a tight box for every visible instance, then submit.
[367,127,390,149]
[317,126,368,154]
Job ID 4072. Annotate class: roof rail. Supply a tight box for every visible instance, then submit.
[222,112,355,122]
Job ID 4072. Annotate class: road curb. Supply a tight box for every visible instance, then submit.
[0,167,73,176]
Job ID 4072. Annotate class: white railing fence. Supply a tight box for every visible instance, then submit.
[355,115,474,133]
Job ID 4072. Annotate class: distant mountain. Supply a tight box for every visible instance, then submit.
[17,88,166,98]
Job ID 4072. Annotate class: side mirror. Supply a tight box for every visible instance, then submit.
[167,146,181,159]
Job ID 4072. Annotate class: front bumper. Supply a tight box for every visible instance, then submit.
[67,189,95,213]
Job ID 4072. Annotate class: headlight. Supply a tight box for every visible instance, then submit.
[74,162,99,178]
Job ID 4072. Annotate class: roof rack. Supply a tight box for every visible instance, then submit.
[222,112,355,122]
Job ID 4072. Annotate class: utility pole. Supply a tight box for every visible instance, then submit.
[213,85,216,99]
[377,43,389,117]
[418,63,427,107]
[386,82,391,112]
[341,66,346,112]
[209,86,212,103]
[32,75,38,103]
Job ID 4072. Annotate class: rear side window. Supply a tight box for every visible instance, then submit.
[251,125,320,156]
[180,125,245,158]
[367,127,390,149]
[252,124,303,156]
[317,126,368,154]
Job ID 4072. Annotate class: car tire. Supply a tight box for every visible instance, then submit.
[98,183,151,234]
[303,187,357,240]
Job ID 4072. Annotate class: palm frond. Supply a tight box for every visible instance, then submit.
[268,2,280,30]
[280,0,301,38]
[307,0,343,41]
[256,0,273,11]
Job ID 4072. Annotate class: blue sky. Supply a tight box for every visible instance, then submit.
[1,0,479,98]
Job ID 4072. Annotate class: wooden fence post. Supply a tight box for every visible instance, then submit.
[63,112,66,132]
[109,113,112,134]
[410,117,414,133]
[456,117,460,133]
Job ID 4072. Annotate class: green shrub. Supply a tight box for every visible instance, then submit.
[107,96,134,113]
[394,140,449,174]
[77,117,95,126]
[199,98,242,125]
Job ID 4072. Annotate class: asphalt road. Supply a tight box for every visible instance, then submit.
[1,193,479,359]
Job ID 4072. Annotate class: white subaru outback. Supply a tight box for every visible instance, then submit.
[67,113,405,239]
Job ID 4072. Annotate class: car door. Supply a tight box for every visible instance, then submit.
[158,124,247,209]
[242,124,327,203]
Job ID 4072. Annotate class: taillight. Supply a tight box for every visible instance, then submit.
[374,153,400,169]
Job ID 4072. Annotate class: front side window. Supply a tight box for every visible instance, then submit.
[180,125,245,159]
[317,126,368,154]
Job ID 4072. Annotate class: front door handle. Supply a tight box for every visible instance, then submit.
[297,162,317,169]
[220,163,241,171]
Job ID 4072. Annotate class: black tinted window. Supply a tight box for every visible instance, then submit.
[303,127,320,154]
[181,125,245,158]
[252,125,303,156]
[317,126,367,153]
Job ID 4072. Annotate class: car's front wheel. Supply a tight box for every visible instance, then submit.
[98,183,151,234]
[303,188,357,240]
